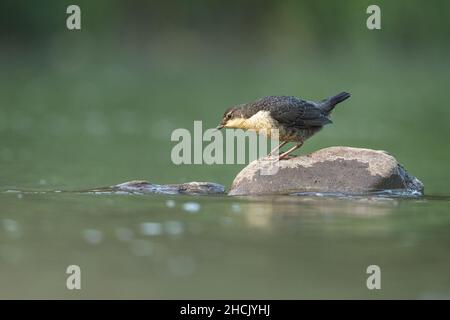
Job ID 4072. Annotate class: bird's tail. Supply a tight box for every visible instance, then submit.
[320,92,351,113]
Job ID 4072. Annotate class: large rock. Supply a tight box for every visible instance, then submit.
[229,146,424,196]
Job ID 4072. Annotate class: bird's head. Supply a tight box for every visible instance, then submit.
[216,105,247,130]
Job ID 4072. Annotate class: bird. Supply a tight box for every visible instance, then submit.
[216,92,351,159]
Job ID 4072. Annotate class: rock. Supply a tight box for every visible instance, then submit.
[90,180,225,195]
[229,146,424,196]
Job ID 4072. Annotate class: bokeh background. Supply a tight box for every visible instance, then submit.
[1,1,450,299]
[1,0,450,193]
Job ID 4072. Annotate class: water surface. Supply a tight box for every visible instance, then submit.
[1,49,450,299]
[1,190,449,299]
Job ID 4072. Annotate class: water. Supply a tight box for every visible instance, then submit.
[1,50,450,299]
[1,190,449,299]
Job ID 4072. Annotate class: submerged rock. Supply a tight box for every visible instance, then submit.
[229,146,424,196]
[115,180,225,195]
[93,180,225,195]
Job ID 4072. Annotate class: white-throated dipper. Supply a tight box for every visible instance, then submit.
[217,92,351,159]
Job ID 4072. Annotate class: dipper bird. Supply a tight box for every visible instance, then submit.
[217,92,351,159]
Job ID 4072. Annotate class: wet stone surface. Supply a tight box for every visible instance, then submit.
[103,180,226,195]
[229,146,424,196]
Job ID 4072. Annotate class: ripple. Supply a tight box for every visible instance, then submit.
[140,222,163,236]
[165,199,176,208]
[182,202,201,213]
[2,219,22,239]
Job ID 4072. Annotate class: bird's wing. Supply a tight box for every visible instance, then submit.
[262,96,332,128]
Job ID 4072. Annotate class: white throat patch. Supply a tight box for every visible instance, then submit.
[243,110,277,130]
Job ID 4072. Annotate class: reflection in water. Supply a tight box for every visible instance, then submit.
[0,192,449,299]
[240,203,274,229]
[230,203,242,213]
[3,218,22,239]
[182,202,201,213]
[165,200,176,208]
[235,196,400,231]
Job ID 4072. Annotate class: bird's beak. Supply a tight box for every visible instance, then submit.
[216,125,224,130]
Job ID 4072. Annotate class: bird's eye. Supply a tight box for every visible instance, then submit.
[226,113,232,119]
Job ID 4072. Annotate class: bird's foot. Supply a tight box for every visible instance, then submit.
[265,154,281,161]
[278,142,303,160]
[278,154,296,160]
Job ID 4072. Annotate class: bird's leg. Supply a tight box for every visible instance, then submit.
[278,142,303,160]
[268,141,287,156]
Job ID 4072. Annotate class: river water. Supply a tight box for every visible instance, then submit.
[1,55,450,299]
[1,190,449,299]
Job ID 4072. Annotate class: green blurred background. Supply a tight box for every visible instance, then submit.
[1,0,450,193]
[1,1,450,299]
